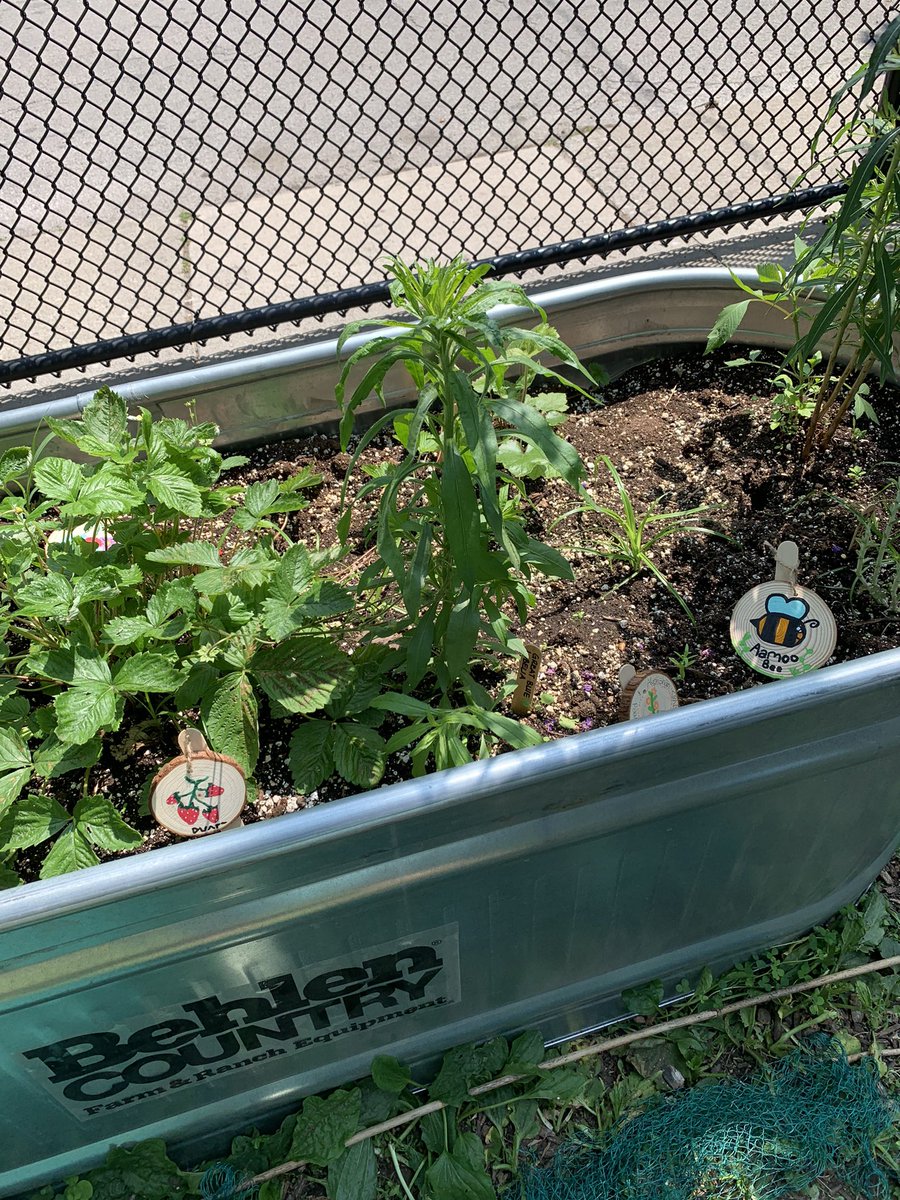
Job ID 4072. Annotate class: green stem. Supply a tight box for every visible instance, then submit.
[802,136,900,460]
[388,1144,418,1200]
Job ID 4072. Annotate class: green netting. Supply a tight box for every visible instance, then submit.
[515,1038,897,1200]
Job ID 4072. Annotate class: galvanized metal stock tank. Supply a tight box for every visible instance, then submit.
[2,270,899,1195]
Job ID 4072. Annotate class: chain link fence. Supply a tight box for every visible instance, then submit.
[0,0,892,382]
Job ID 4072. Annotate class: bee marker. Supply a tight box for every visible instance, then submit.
[618,665,679,721]
[511,642,542,715]
[731,544,837,679]
[150,727,248,838]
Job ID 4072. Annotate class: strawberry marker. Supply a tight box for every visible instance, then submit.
[150,728,247,837]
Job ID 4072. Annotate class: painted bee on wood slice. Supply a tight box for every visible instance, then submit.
[752,593,819,649]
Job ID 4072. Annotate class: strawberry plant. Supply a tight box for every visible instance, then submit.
[0,389,369,881]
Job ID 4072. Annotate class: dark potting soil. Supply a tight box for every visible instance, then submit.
[18,347,900,879]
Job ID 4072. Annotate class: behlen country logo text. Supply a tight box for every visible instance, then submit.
[23,937,456,1118]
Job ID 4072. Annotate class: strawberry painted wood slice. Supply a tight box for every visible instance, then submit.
[150,728,246,837]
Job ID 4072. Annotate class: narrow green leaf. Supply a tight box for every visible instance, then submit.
[478,710,543,749]
[368,692,436,718]
[327,1140,377,1200]
[441,445,480,589]
[487,396,583,487]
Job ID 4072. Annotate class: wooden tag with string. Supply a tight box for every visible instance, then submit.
[150,728,247,837]
[511,642,542,715]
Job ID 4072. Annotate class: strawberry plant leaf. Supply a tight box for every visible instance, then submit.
[327,1140,377,1200]
[32,457,83,502]
[251,636,346,714]
[0,729,31,774]
[0,793,71,849]
[289,1088,361,1166]
[113,653,181,693]
[63,466,143,516]
[0,446,31,484]
[54,680,118,744]
[33,735,100,779]
[288,721,334,793]
[14,573,73,619]
[146,542,223,567]
[147,472,204,516]
[0,768,32,812]
[40,825,99,878]
[104,615,153,646]
[202,672,259,775]
[80,387,129,454]
[333,723,386,788]
[74,794,142,851]
[0,865,22,889]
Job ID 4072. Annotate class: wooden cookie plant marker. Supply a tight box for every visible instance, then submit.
[150,728,246,838]
[618,663,679,721]
[511,642,542,715]
[730,539,838,680]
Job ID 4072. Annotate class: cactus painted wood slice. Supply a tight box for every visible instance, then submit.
[150,729,246,837]
[619,669,679,720]
[731,580,837,679]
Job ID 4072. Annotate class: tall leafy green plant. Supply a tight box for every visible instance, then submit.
[336,256,594,699]
[707,18,900,462]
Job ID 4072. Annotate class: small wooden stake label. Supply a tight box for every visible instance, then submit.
[511,642,542,715]
[150,728,246,837]
[618,664,679,721]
